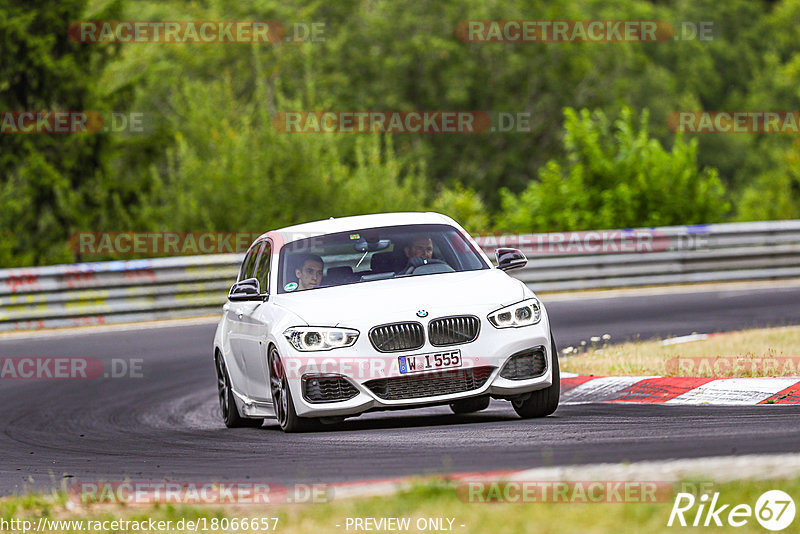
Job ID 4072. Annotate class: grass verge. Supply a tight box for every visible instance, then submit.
[2,476,799,533]
[561,325,800,377]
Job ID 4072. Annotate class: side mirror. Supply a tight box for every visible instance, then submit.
[496,248,527,271]
[228,278,265,301]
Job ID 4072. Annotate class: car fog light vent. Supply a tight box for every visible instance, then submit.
[302,374,359,403]
[500,347,547,380]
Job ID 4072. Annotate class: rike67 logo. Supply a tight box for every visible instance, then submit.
[668,490,796,531]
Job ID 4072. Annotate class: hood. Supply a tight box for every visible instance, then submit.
[271,269,526,326]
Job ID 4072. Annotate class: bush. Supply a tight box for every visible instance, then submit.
[153,69,428,234]
[431,184,489,233]
[496,107,729,232]
[737,146,800,221]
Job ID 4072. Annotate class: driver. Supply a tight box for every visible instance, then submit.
[295,254,324,290]
[404,235,434,260]
[402,235,435,273]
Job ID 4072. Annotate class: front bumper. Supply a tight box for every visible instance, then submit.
[279,317,553,418]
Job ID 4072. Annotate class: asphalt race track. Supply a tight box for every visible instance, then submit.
[547,283,800,346]
[1,284,800,495]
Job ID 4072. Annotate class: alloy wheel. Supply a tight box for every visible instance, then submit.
[269,348,289,427]
[216,356,230,418]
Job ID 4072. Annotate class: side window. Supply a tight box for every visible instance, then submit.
[239,242,263,281]
[254,241,272,294]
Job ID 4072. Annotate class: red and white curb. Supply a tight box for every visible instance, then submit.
[560,373,800,405]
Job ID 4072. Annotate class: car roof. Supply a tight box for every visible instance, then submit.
[265,212,458,242]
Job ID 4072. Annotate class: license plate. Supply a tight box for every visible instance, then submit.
[398,349,462,374]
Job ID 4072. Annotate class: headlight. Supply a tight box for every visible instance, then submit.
[283,327,359,351]
[488,298,541,328]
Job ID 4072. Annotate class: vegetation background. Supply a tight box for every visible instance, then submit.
[2,0,799,266]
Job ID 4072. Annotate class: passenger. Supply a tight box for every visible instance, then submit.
[295,254,324,290]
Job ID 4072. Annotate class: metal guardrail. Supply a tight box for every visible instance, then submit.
[472,220,800,291]
[1,220,799,331]
[0,255,241,331]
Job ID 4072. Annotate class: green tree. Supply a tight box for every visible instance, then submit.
[496,107,728,232]
[431,184,489,234]
[5,0,797,267]
[147,55,429,235]
[0,0,124,266]
[738,143,800,221]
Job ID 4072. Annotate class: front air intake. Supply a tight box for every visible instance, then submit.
[368,322,425,352]
[302,374,359,403]
[428,315,480,346]
[364,366,494,400]
[499,347,547,380]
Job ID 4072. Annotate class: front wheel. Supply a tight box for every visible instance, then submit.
[268,347,318,433]
[511,336,560,419]
[216,353,263,428]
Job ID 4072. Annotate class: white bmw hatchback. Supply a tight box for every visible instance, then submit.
[213,212,559,432]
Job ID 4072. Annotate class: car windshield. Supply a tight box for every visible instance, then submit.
[277,223,488,293]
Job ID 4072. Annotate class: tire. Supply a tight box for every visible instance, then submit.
[216,353,263,428]
[449,395,490,414]
[511,335,560,419]
[268,346,318,433]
